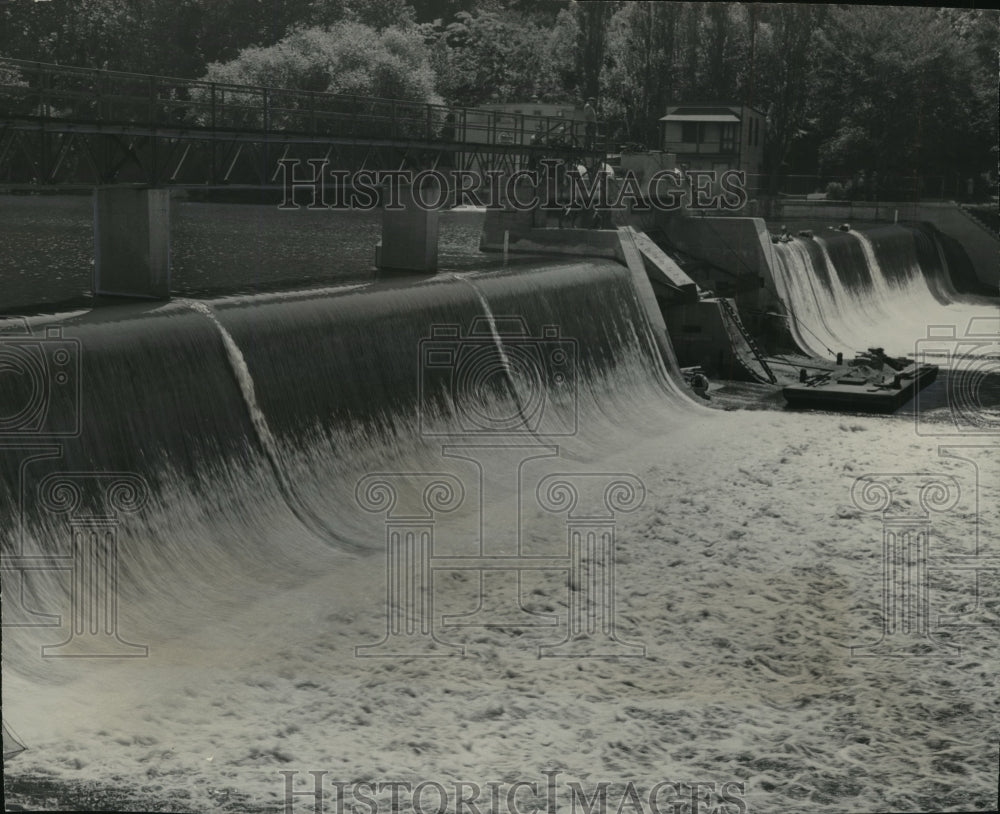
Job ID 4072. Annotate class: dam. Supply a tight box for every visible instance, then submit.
[1,186,998,811]
[1,0,998,802]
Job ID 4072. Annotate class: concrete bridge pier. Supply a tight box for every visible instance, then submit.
[376,180,440,273]
[93,187,172,299]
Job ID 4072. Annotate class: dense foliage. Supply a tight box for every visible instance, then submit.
[201,23,438,104]
[1,1,996,192]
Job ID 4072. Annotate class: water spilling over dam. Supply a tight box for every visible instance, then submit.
[769,224,997,361]
[1,206,997,813]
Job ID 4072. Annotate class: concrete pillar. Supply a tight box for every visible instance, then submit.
[93,187,171,299]
[376,181,440,273]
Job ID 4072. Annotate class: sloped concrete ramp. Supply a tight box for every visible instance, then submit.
[623,227,699,302]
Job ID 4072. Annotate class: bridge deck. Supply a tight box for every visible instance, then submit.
[0,59,608,187]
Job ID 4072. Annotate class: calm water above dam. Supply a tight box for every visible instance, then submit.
[0,194,491,312]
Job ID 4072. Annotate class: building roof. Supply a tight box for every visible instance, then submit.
[668,106,737,116]
[661,113,740,123]
[665,102,767,117]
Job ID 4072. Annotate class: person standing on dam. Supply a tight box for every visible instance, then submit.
[528,123,545,172]
[438,112,457,176]
[439,111,456,143]
[583,98,597,149]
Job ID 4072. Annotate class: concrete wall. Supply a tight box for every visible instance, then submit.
[377,201,440,273]
[477,212,694,393]
[376,181,442,273]
[775,200,999,289]
[93,187,172,299]
[480,208,623,260]
[660,215,776,284]
[621,227,698,302]
[658,214,782,322]
[664,298,762,381]
[616,228,685,384]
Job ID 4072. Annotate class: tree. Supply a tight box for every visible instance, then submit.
[426,7,569,105]
[0,0,326,76]
[201,22,438,102]
[5,0,145,70]
[342,0,417,31]
[572,0,616,101]
[601,2,678,147]
[942,8,1000,183]
[699,2,738,99]
[810,6,984,196]
[754,4,826,192]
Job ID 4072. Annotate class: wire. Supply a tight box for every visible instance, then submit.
[766,310,837,357]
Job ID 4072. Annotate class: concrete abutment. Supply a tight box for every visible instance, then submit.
[93,187,172,300]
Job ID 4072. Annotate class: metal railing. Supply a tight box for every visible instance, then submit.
[746,173,996,203]
[0,58,606,152]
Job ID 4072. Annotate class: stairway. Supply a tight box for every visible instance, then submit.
[958,204,1000,241]
[717,297,777,384]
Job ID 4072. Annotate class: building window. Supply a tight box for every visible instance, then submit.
[682,122,699,143]
[721,123,737,154]
[747,119,753,145]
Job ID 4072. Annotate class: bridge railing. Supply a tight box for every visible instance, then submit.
[0,59,607,153]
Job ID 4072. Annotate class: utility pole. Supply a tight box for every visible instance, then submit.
[746,3,757,109]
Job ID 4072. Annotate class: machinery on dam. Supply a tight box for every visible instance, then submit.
[782,349,939,413]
